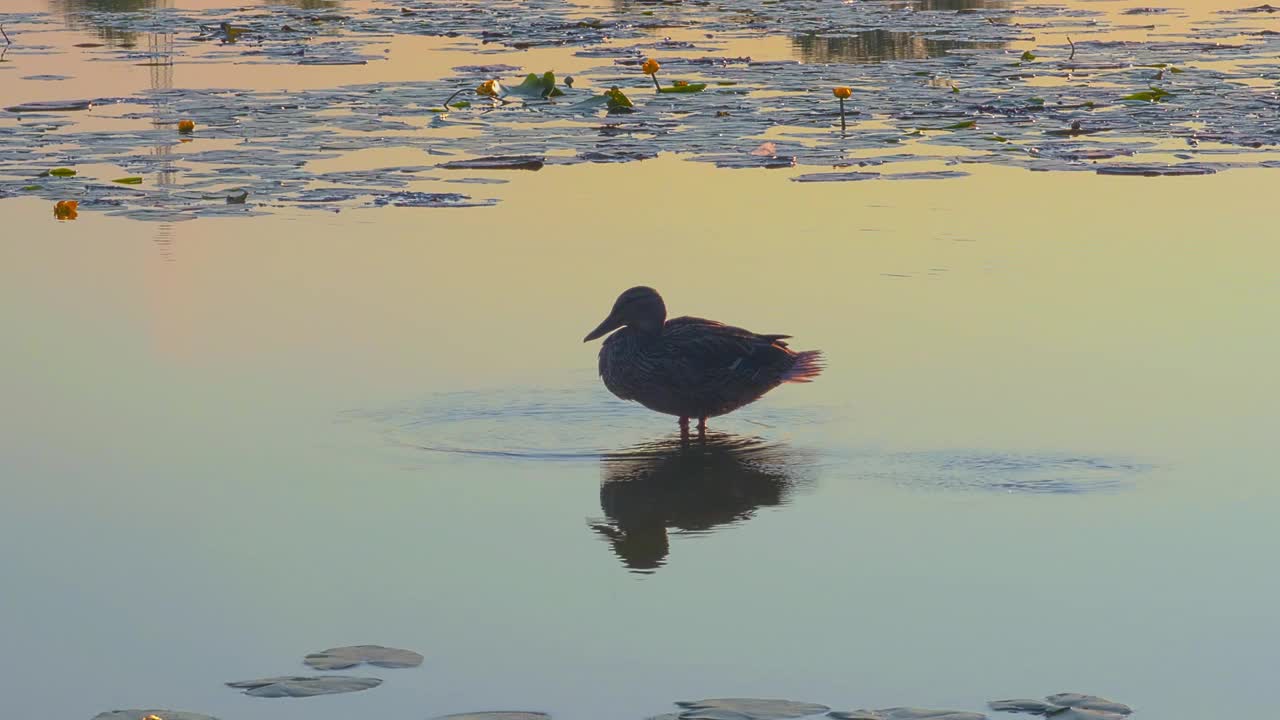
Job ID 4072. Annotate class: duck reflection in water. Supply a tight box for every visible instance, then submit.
[591,432,804,573]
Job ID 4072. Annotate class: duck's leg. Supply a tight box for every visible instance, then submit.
[678,416,690,440]
[697,416,707,439]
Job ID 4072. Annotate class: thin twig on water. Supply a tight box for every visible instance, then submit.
[1,24,12,45]
[1067,35,1076,60]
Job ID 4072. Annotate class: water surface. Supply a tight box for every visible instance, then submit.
[1,1,1278,719]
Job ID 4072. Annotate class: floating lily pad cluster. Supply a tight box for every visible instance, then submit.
[2,0,1279,220]
[224,644,422,699]
[90,689,1130,720]
[989,693,1134,720]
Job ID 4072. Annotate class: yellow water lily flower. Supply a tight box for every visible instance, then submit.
[53,200,78,220]
[476,79,500,97]
[178,119,195,133]
[833,87,852,133]
[641,58,660,75]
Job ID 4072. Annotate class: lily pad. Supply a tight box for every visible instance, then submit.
[94,707,221,712]
[5,100,94,112]
[1095,164,1215,176]
[791,171,880,182]
[1121,87,1171,102]
[988,694,1131,717]
[1043,695,1131,715]
[830,710,986,720]
[506,72,565,99]
[657,83,708,93]
[431,714,551,720]
[676,698,830,719]
[440,156,545,171]
[372,191,498,207]
[303,644,423,670]
[226,675,382,698]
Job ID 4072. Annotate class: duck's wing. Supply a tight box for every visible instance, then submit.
[661,316,813,387]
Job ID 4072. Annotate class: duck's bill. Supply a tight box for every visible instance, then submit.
[583,314,623,342]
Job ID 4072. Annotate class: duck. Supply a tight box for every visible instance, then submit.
[583,286,823,437]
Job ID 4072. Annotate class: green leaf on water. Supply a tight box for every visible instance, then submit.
[449,101,472,109]
[508,71,564,99]
[1021,50,1037,61]
[571,87,635,113]
[21,184,42,191]
[1169,66,1185,73]
[605,87,633,111]
[113,176,143,184]
[943,119,977,130]
[715,81,738,86]
[49,167,77,177]
[657,82,707,93]
[1122,87,1171,102]
[304,645,424,670]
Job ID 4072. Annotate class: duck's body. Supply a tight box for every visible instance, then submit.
[584,287,823,435]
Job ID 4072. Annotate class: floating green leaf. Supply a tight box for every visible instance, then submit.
[226,675,382,698]
[20,184,41,191]
[449,101,472,109]
[48,167,77,177]
[943,119,977,130]
[112,176,143,184]
[1122,87,1171,102]
[304,645,424,670]
[676,698,831,719]
[830,709,986,720]
[1020,50,1037,61]
[657,82,707,93]
[507,71,564,99]
[606,88,632,108]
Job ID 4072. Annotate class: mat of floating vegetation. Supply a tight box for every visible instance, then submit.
[675,698,831,719]
[226,675,382,698]
[303,644,424,670]
[2,0,1279,221]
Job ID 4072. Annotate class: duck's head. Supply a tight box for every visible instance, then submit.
[583,286,667,342]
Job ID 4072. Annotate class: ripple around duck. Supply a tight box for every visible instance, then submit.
[358,386,1148,494]
[855,449,1152,494]
[359,384,819,462]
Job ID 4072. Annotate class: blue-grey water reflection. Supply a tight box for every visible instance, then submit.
[593,434,809,572]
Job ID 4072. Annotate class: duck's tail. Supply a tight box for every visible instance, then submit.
[783,350,825,383]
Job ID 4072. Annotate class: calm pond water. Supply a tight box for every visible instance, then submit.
[2,1,1278,719]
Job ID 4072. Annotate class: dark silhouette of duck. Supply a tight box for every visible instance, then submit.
[591,433,800,572]
[583,286,824,437]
